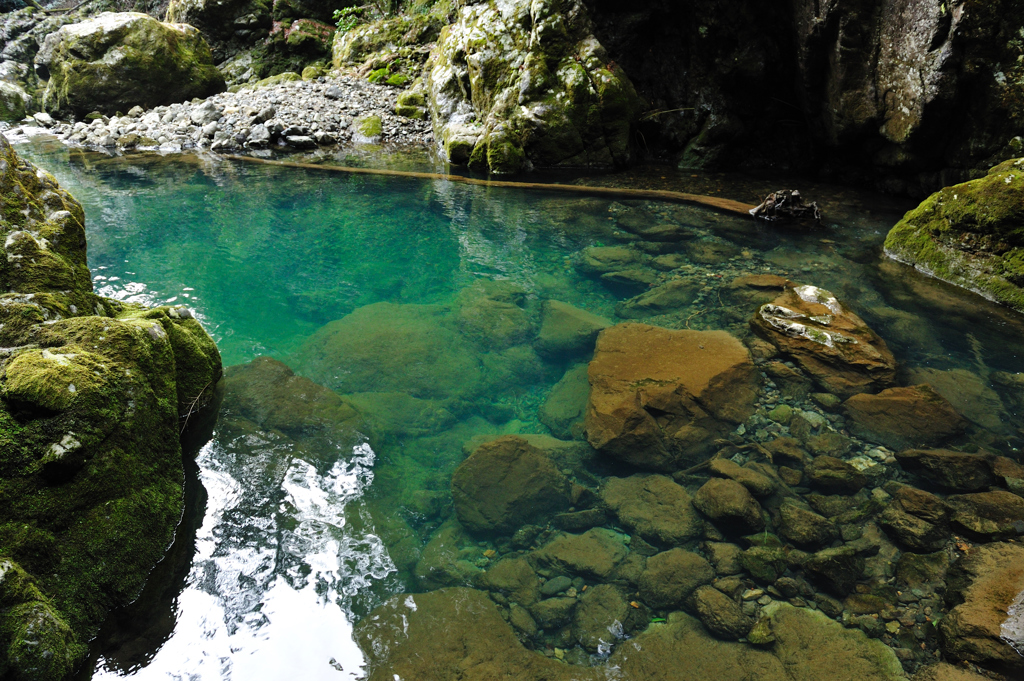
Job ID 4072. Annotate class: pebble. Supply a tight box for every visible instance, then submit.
[15,75,432,155]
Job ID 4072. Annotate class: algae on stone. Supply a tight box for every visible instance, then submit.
[0,134,222,679]
[426,0,642,173]
[885,157,1024,313]
[39,12,225,118]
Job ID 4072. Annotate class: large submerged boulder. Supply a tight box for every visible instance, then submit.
[0,135,221,678]
[585,323,758,471]
[885,158,1024,313]
[451,435,571,535]
[750,283,897,397]
[426,0,642,173]
[39,12,225,118]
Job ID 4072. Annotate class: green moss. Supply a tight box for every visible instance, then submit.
[387,72,411,87]
[884,157,1024,311]
[42,13,225,118]
[0,132,222,678]
[354,114,383,138]
[253,71,302,87]
[368,67,390,83]
[397,90,425,107]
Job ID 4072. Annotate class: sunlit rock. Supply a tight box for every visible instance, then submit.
[750,282,896,397]
[585,323,758,470]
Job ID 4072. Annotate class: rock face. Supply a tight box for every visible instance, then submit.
[940,542,1024,674]
[587,0,1024,191]
[426,0,642,173]
[0,135,221,679]
[885,158,1024,312]
[843,385,967,450]
[39,13,225,118]
[750,283,896,397]
[451,435,571,535]
[585,323,758,470]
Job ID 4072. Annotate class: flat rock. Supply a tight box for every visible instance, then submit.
[451,435,571,535]
[615,279,700,318]
[804,456,867,495]
[532,528,628,581]
[355,587,594,681]
[601,474,704,546]
[750,283,896,397]
[945,490,1024,540]
[844,385,967,450]
[895,448,998,491]
[585,323,758,470]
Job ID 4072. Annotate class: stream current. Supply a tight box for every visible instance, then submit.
[14,137,1024,680]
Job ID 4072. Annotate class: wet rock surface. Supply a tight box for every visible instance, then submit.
[585,323,758,470]
[750,283,897,397]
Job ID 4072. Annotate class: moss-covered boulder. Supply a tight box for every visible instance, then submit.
[0,81,28,122]
[426,0,642,173]
[39,12,225,118]
[0,134,221,678]
[885,158,1024,312]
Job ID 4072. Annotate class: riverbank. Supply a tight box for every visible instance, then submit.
[1,74,432,154]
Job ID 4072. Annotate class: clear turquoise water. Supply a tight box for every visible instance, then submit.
[14,138,1024,680]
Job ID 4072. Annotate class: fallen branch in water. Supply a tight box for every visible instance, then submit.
[221,154,758,217]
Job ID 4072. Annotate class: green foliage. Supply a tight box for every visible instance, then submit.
[333,5,363,33]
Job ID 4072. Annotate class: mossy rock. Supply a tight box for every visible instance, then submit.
[41,12,225,118]
[0,135,222,676]
[885,157,1024,312]
[253,70,302,88]
[0,81,27,122]
[427,0,642,174]
[353,114,383,141]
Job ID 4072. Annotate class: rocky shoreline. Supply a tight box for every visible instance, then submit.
[3,74,432,154]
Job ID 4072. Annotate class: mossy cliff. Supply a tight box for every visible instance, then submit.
[0,134,222,680]
[39,12,225,119]
[884,157,1024,312]
[426,0,642,174]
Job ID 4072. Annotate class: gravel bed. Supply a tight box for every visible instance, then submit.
[7,75,432,154]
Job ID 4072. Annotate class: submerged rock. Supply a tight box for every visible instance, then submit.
[692,478,766,534]
[691,584,752,640]
[601,474,704,546]
[940,542,1024,674]
[638,548,715,609]
[843,385,967,450]
[534,300,610,357]
[532,528,628,581]
[451,435,571,535]
[894,448,998,492]
[355,587,594,680]
[608,603,904,681]
[878,486,950,552]
[585,323,758,470]
[427,0,642,173]
[885,158,1024,313]
[39,12,225,118]
[539,363,589,440]
[750,283,896,397]
[0,134,221,677]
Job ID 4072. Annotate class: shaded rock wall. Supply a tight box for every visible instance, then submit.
[585,0,1024,194]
